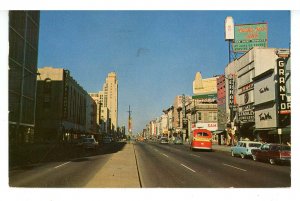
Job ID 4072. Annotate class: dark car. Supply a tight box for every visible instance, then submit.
[81,138,99,150]
[251,143,291,165]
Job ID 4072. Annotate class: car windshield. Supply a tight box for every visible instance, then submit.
[280,145,291,151]
[249,143,261,148]
[83,138,94,143]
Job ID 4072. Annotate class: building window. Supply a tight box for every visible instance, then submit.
[209,112,217,121]
[197,112,202,121]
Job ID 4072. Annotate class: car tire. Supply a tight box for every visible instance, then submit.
[269,158,276,165]
[231,151,235,157]
[252,155,257,161]
[240,153,245,159]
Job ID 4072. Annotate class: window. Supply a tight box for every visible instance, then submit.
[197,132,209,137]
[197,112,202,121]
[209,112,217,121]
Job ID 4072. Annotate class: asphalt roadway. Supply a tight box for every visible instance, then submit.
[9,141,290,188]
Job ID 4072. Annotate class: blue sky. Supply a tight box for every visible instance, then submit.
[37,11,291,133]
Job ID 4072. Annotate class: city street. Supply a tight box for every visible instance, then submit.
[9,141,290,188]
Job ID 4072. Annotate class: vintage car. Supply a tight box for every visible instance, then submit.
[160,137,169,144]
[251,143,291,165]
[231,141,262,159]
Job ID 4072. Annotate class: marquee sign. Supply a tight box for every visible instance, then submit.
[277,58,291,115]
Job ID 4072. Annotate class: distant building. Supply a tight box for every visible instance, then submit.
[186,72,219,142]
[35,67,98,142]
[9,11,40,144]
[89,72,118,135]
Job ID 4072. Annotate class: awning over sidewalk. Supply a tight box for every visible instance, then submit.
[213,130,226,135]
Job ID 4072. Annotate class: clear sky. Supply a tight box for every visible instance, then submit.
[37,11,291,134]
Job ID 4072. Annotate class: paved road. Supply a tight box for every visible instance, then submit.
[9,142,128,187]
[135,141,291,187]
[9,141,290,188]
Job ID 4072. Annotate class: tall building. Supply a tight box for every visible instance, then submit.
[102,72,118,132]
[89,72,118,135]
[8,11,40,144]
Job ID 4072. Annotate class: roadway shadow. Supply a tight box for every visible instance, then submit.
[9,142,127,170]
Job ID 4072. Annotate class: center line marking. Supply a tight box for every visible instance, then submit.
[181,164,196,173]
[162,154,169,158]
[223,163,247,172]
[54,161,70,169]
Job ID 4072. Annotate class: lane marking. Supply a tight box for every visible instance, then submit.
[162,153,169,158]
[154,149,158,152]
[223,163,247,172]
[54,161,71,169]
[190,154,201,158]
[180,164,196,173]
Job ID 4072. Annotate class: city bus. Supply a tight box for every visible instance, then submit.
[190,128,213,151]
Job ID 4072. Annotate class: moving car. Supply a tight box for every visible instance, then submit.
[251,143,291,165]
[160,137,169,144]
[173,137,183,145]
[231,141,262,159]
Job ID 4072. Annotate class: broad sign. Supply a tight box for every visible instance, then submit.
[233,23,268,52]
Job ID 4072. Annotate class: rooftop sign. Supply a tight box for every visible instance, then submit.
[233,23,268,52]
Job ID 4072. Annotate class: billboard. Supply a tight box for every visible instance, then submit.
[233,23,268,52]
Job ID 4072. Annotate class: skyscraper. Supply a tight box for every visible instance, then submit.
[102,72,118,132]
[8,11,40,144]
[89,72,118,135]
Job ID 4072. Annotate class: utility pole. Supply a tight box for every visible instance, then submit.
[127,105,132,139]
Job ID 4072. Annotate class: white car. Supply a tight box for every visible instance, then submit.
[231,141,262,159]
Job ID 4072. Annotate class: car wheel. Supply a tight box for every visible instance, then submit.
[231,151,235,157]
[240,153,245,159]
[269,158,276,165]
[252,155,257,161]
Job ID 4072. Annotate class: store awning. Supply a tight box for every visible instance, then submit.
[213,130,226,135]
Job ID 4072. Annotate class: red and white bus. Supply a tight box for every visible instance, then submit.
[190,128,213,151]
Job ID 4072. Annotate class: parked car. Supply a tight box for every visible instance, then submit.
[82,137,99,150]
[173,137,183,145]
[160,137,169,144]
[103,137,112,144]
[251,143,291,165]
[231,141,262,159]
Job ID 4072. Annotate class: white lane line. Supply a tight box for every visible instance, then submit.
[154,149,159,152]
[181,164,196,173]
[162,153,169,158]
[223,163,247,172]
[54,161,71,169]
[190,154,201,158]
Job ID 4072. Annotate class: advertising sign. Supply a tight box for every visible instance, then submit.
[225,16,234,41]
[277,58,291,128]
[195,123,218,131]
[233,23,268,52]
[192,93,217,103]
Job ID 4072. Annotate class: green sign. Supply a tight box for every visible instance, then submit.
[233,23,268,52]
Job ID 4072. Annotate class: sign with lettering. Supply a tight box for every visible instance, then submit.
[233,23,268,52]
[255,104,277,129]
[195,123,218,131]
[63,73,69,120]
[277,58,291,114]
[238,110,255,123]
[277,58,291,127]
[228,78,234,108]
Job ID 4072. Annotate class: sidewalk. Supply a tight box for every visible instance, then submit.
[84,143,141,188]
